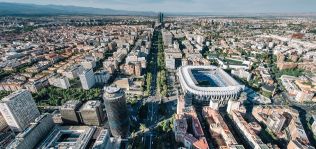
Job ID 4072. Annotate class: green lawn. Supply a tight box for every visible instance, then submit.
[222,58,243,65]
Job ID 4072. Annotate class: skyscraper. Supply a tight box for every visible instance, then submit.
[103,86,129,138]
[0,90,40,132]
[158,12,164,24]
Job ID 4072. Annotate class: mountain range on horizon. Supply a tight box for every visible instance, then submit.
[0,2,157,16]
[1,2,316,17]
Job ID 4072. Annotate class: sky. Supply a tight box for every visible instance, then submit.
[1,0,316,13]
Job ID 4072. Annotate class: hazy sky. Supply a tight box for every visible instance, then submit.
[2,0,316,13]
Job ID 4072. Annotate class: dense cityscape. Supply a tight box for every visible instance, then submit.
[0,2,316,149]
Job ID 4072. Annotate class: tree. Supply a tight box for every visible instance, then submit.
[0,91,12,99]
[162,121,168,132]
[131,131,137,138]
[33,86,101,106]
[139,123,147,133]
[146,72,152,95]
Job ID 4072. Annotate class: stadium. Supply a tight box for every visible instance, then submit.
[178,65,245,106]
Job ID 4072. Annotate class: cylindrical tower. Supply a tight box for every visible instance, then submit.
[103,86,129,138]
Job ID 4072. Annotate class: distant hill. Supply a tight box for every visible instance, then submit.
[1,2,315,17]
[0,2,156,16]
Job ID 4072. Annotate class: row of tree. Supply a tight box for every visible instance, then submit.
[156,31,168,97]
[144,30,158,96]
[0,90,12,99]
[145,72,152,96]
[0,70,10,79]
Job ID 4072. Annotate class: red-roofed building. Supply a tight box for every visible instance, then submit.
[173,106,209,149]
[192,117,204,138]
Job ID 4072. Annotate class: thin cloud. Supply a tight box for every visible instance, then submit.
[0,0,315,13]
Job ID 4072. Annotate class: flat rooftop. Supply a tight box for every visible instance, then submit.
[38,126,96,149]
[80,100,101,110]
[61,100,82,109]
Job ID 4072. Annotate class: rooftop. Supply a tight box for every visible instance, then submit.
[80,100,101,110]
[105,86,121,94]
[104,86,124,100]
[38,126,96,149]
[192,117,204,137]
[193,137,209,149]
[61,100,82,110]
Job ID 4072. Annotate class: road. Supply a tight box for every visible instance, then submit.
[144,28,160,149]
[145,97,159,149]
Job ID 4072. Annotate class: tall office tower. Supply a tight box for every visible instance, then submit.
[79,69,96,90]
[80,100,105,126]
[60,100,82,124]
[158,12,164,24]
[103,86,129,138]
[6,113,55,149]
[0,90,40,132]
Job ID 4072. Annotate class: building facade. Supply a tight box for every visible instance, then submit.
[79,69,96,90]
[95,70,111,85]
[6,113,54,149]
[162,30,173,47]
[0,113,8,131]
[48,74,71,89]
[60,100,82,125]
[178,65,245,107]
[80,100,105,126]
[0,90,40,132]
[103,86,130,138]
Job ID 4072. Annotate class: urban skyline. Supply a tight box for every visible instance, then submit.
[0,2,316,149]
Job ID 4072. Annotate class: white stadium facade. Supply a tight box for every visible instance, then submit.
[178,65,245,106]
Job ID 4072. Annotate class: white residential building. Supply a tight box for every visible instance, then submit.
[48,74,71,89]
[62,64,85,79]
[81,59,97,70]
[280,75,315,102]
[231,69,252,81]
[79,69,96,90]
[165,56,176,70]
